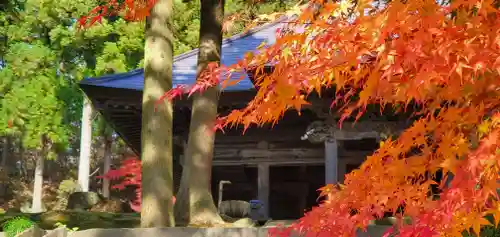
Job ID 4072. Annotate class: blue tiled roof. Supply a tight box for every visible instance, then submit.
[79,17,288,92]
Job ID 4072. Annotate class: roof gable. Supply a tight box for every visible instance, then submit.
[80,18,288,92]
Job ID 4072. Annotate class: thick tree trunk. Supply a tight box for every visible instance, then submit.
[102,134,112,198]
[78,96,93,192]
[140,0,175,227]
[175,0,225,225]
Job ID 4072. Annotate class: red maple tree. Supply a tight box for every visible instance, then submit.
[99,156,176,212]
[99,157,142,212]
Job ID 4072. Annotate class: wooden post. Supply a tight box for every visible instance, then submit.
[324,139,338,185]
[257,163,270,219]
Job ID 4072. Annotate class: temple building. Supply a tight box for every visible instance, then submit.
[79,17,408,220]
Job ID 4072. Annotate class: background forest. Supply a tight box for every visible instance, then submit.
[0,0,297,215]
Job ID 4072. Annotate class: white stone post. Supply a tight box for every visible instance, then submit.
[78,97,93,192]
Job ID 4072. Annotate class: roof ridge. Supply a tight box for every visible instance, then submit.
[80,68,144,85]
[173,15,289,61]
[80,15,290,88]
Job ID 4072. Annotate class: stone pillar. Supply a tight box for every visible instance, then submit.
[257,163,270,219]
[325,139,338,185]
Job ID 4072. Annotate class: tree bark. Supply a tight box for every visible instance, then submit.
[1,136,9,168]
[18,137,27,180]
[0,136,10,197]
[175,0,225,225]
[141,0,175,227]
[78,96,93,192]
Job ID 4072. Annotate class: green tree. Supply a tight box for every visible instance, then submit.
[223,0,297,36]
[0,0,148,207]
[0,41,72,212]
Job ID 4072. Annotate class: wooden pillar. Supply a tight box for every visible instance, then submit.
[258,163,270,219]
[325,139,338,185]
[298,165,307,216]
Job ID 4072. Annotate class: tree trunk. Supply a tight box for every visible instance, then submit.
[32,135,48,213]
[1,136,9,168]
[102,133,112,198]
[78,96,93,192]
[18,136,28,180]
[141,0,175,227]
[31,155,44,213]
[0,136,10,197]
[175,0,225,225]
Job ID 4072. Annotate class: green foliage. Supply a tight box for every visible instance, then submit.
[0,0,300,160]
[0,41,71,149]
[223,0,298,36]
[53,179,80,210]
[3,216,35,237]
[479,226,500,237]
[58,179,80,195]
[172,0,300,52]
[0,0,146,155]
[173,0,200,54]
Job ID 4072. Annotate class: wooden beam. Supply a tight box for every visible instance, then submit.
[214,148,323,159]
[212,149,372,165]
[302,120,411,143]
[212,157,325,166]
[214,148,371,158]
